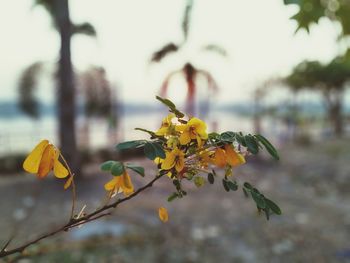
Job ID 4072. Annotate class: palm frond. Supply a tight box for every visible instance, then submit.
[151,43,179,63]
[79,66,112,118]
[72,22,97,37]
[17,62,44,118]
[182,0,194,42]
[202,44,228,57]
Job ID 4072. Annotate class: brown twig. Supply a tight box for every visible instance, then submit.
[60,154,76,220]
[0,174,163,259]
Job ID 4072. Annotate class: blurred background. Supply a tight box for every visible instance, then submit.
[0,0,350,262]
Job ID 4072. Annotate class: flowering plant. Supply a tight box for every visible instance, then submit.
[0,96,280,259]
[102,96,281,221]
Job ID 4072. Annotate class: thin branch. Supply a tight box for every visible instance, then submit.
[0,174,163,259]
[60,153,76,220]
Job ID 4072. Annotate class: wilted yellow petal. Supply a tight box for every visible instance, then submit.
[53,149,69,178]
[213,148,226,168]
[64,176,73,190]
[225,144,245,166]
[38,144,55,178]
[23,140,49,174]
[158,207,169,223]
[54,159,69,178]
[104,177,119,191]
[121,172,134,195]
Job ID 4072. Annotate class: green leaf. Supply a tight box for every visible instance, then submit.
[243,182,253,190]
[126,164,145,177]
[235,133,247,147]
[222,179,230,192]
[116,140,145,151]
[255,134,280,160]
[194,177,205,187]
[167,192,179,202]
[227,181,238,191]
[245,135,259,154]
[143,142,166,160]
[156,96,176,109]
[251,190,266,209]
[265,198,282,215]
[243,188,249,198]
[220,131,236,142]
[100,160,116,171]
[284,0,300,5]
[135,128,157,137]
[111,162,124,176]
[171,108,185,118]
[208,132,220,141]
[207,173,214,184]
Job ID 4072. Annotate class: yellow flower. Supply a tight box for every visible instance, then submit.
[104,171,134,196]
[156,113,175,136]
[212,144,245,168]
[161,147,185,172]
[198,149,213,168]
[166,136,179,148]
[176,117,208,146]
[23,140,69,179]
[213,148,227,168]
[158,207,169,222]
[224,144,246,166]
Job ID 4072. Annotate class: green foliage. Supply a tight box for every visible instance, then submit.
[106,96,281,221]
[254,135,280,160]
[156,96,185,118]
[100,161,124,176]
[125,164,145,177]
[284,0,350,36]
[144,142,166,160]
[243,182,282,220]
[116,140,146,151]
[209,131,279,160]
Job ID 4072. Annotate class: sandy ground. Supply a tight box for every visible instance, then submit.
[1,139,350,263]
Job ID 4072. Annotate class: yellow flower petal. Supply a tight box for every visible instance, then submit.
[53,149,69,178]
[37,144,55,178]
[158,207,169,223]
[104,177,120,191]
[213,148,226,168]
[224,144,245,166]
[64,176,73,190]
[54,159,69,178]
[175,124,187,132]
[179,131,191,145]
[161,152,176,170]
[23,140,49,174]
[175,156,185,172]
[121,171,134,195]
[154,157,164,165]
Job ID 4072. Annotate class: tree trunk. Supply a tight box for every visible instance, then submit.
[54,0,80,174]
[324,89,344,137]
[329,102,343,137]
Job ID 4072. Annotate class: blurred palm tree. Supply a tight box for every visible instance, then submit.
[18,0,96,174]
[284,58,350,136]
[150,0,226,115]
[78,66,116,149]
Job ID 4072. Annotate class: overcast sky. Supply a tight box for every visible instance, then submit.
[0,0,341,104]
